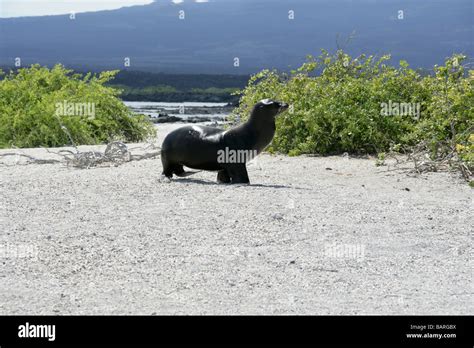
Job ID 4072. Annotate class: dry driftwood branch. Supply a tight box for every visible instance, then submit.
[0,141,161,168]
[63,141,161,168]
[377,140,472,181]
[130,152,161,161]
[0,153,61,165]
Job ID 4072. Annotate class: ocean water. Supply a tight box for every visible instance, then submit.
[124,101,231,122]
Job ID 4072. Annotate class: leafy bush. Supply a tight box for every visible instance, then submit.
[0,64,156,148]
[233,50,473,170]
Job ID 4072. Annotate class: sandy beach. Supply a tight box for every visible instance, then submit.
[0,124,472,315]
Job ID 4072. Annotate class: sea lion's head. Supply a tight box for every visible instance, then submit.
[241,99,289,153]
[251,99,289,121]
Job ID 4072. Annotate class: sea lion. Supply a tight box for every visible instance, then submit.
[160,99,289,184]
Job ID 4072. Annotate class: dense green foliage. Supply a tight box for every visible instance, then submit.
[233,50,473,169]
[0,65,156,148]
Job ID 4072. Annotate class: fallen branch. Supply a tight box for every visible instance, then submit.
[378,140,472,181]
[0,153,61,165]
[0,141,161,168]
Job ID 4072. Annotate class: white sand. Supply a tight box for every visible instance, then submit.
[0,124,472,314]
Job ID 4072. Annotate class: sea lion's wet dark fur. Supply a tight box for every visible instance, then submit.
[161,99,288,184]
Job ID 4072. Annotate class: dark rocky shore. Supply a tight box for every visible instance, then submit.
[128,103,235,123]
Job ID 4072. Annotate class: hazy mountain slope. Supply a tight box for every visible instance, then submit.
[0,0,472,73]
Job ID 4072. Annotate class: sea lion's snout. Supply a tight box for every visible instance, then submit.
[278,102,289,113]
[255,99,289,118]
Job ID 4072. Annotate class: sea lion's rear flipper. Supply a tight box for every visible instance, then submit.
[162,161,200,178]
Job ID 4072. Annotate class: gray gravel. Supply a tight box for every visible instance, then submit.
[0,124,472,315]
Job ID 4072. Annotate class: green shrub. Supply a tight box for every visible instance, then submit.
[0,64,156,148]
[233,50,473,168]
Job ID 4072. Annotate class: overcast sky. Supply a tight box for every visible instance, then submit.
[0,0,156,18]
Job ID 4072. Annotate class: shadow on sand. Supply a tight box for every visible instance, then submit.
[172,177,309,190]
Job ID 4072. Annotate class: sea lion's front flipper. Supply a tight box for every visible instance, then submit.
[227,164,250,184]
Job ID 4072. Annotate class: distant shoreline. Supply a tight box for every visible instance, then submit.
[124,100,234,124]
[109,70,248,104]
